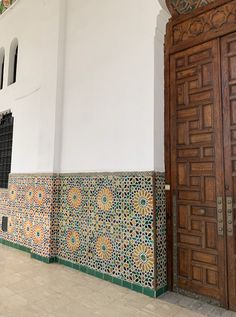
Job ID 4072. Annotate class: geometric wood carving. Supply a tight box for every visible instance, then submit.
[173,1,236,44]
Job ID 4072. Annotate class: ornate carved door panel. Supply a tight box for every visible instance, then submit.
[170,39,227,304]
[165,0,236,310]
[221,31,236,311]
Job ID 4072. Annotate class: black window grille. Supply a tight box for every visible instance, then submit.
[0,112,13,188]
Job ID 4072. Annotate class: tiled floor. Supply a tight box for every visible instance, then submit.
[0,245,235,317]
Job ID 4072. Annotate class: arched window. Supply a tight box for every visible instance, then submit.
[0,48,5,90]
[8,38,18,85]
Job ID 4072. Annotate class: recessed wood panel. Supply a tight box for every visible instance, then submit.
[178,205,188,229]
[231,130,236,141]
[230,100,236,125]
[191,206,206,217]
[180,234,201,246]
[204,177,216,202]
[192,251,217,265]
[190,133,212,144]
[192,266,203,282]
[202,63,213,87]
[232,145,236,156]
[205,222,217,249]
[176,57,185,68]
[203,147,214,158]
[178,163,188,185]
[189,120,199,130]
[177,123,187,145]
[177,84,185,105]
[189,90,212,104]
[203,104,213,128]
[190,162,213,173]
[229,41,236,53]
[191,220,202,231]
[189,79,199,90]
[229,56,236,80]
[178,148,200,158]
[178,248,189,278]
[191,206,215,218]
[177,67,197,79]
[177,107,198,119]
[178,190,200,201]
[230,84,236,96]
[190,176,200,186]
[188,49,211,64]
[206,270,218,286]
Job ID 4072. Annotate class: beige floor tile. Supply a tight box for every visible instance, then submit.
[0,244,235,317]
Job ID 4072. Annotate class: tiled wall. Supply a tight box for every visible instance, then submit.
[0,172,166,296]
[0,175,58,258]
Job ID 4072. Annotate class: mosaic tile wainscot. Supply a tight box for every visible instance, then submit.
[0,172,167,297]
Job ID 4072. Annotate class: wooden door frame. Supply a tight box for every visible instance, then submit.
[164,0,236,293]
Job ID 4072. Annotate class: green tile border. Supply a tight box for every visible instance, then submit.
[0,238,31,253]
[0,238,57,264]
[31,253,57,264]
[57,257,167,298]
[0,238,167,298]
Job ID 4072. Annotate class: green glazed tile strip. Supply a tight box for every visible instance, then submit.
[0,238,56,264]
[156,285,168,297]
[31,253,57,264]
[56,257,166,298]
[0,238,31,253]
[0,237,167,298]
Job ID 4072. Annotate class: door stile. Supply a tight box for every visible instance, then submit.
[214,38,228,308]
[221,32,236,311]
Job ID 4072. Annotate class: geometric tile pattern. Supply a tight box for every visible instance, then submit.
[155,173,167,290]
[0,171,167,293]
[58,173,156,289]
[0,174,59,258]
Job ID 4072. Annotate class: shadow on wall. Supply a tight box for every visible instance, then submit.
[154,8,170,172]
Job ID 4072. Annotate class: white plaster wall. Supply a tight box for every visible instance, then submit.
[0,0,168,175]
[60,0,164,172]
[0,0,62,173]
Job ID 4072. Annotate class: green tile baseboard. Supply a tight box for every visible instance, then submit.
[31,253,57,264]
[56,257,167,298]
[0,237,167,298]
[0,238,31,253]
[0,238,56,263]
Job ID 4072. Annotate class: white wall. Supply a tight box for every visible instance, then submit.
[154,9,170,172]
[0,0,168,174]
[60,0,164,172]
[0,0,62,173]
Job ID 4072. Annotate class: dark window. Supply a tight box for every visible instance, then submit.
[13,45,18,84]
[0,112,13,188]
[0,55,4,90]
[0,48,4,90]
[8,39,18,86]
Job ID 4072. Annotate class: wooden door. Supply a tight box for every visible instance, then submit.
[221,31,236,311]
[170,39,227,305]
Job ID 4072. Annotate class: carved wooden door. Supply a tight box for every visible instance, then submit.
[170,39,228,305]
[221,31,236,311]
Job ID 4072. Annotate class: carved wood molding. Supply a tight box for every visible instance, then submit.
[166,0,215,16]
[172,0,236,46]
